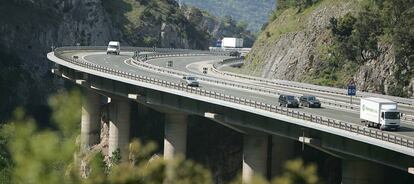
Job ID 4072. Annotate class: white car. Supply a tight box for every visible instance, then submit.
[181,76,199,87]
[107,41,120,55]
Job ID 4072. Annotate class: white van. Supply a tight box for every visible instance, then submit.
[107,41,120,55]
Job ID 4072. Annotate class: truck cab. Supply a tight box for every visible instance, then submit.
[107,41,120,55]
[379,110,401,130]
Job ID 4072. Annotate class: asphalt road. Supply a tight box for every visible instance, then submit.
[66,51,414,138]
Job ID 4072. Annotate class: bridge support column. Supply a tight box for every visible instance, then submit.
[81,90,101,151]
[271,136,295,177]
[342,159,384,184]
[243,134,268,183]
[163,113,188,160]
[108,99,131,160]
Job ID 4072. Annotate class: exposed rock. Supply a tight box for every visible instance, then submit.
[246,1,353,80]
[244,0,414,97]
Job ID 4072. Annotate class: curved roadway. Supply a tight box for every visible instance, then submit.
[60,51,414,139]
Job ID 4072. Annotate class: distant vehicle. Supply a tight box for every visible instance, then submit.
[299,95,321,108]
[107,41,120,55]
[166,60,173,67]
[360,97,401,130]
[221,37,243,48]
[229,51,240,57]
[279,95,299,108]
[181,75,199,87]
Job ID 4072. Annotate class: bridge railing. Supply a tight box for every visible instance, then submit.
[211,59,414,121]
[55,47,413,123]
[212,58,414,107]
[52,47,414,151]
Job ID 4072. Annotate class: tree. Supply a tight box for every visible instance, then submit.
[272,159,319,184]
[1,90,213,184]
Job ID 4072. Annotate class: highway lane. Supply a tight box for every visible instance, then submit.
[147,56,414,117]
[145,56,414,126]
[71,52,414,138]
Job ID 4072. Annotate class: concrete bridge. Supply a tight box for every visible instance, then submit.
[47,47,414,183]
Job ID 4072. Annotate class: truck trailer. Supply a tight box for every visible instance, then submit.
[360,97,401,130]
[221,37,243,48]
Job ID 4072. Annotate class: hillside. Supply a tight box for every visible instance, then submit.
[180,0,276,32]
[242,0,414,97]
[183,6,256,47]
[0,0,248,123]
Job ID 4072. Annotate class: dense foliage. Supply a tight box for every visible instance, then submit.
[270,0,320,21]
[327,0,414,95]
[0,89,320,184]
[184,6,256,47]
[180,0,275,32]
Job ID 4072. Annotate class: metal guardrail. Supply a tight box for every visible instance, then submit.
[211,58,414,122]
[130,57,362,112]
[212,58,414,107]
[52,47,414,151]
[132,51,414,123]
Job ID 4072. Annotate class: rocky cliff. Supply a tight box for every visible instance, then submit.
[243,0,414,97]
[0,0,226,122]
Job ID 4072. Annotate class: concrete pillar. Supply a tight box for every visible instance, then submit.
[108,99,131,160]
[271,136,296,177]
[243,134,268,183]
[163,113,188,160]
[81,90,101,150]
[342,159,384,184]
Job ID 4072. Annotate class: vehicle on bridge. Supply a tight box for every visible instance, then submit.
[299,95,321,108]
[360,98,401,131]
[181,75,199,87]
[107,41,121,55]
[278,95,299,108]
[229,51,240,57]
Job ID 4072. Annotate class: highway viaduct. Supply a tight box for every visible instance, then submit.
[47,47,414,183]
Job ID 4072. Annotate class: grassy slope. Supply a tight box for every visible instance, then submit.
[243,0,363,88]
[242,1,326,76]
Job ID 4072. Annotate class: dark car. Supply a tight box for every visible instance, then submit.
[229,51,240,57]
[299,95,321,108]
[278,95,299,108]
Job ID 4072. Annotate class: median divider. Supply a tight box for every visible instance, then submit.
[52,47,414,151]
[212,58,414,107]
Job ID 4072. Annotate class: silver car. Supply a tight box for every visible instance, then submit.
[181,76,199,87]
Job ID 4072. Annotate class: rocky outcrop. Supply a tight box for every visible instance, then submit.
[244,0,414,97]
[0,0,216,122]
[245,1,353,79]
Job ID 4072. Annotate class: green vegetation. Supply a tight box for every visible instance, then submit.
[181,0,275,32]
[102,0,208,48]
[271,0,320,21]
[317,0,414,93]
[244,0,325,75]
[182,6,256,47]
[0,89,320,183]
[245,0,413,95]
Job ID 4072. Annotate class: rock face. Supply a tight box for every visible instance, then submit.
[56,0,113,46]
[244,0,414,97]
[245,1,354,79]
[0,0,217,122]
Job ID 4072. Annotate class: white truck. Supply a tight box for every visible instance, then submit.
[221,37,243,48]
[360,97,401,130]
[107,41,121,55]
